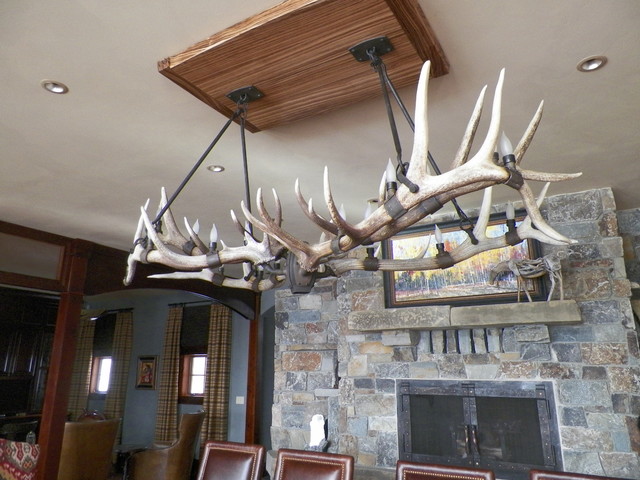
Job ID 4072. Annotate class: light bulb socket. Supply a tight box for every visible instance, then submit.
[502,153,516,169]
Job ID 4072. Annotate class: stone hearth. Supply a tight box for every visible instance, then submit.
[270,188,640,479]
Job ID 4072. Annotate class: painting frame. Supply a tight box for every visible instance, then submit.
[382,212,546,308]
[135,355,157,389]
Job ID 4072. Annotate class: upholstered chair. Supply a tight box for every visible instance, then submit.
[395,461,495,480]
[0,439,41,480]
[125,411,205,480]
[195,440,265,480]
[273,448,354,480]
[56,418,120,480]
[531,469,620,480]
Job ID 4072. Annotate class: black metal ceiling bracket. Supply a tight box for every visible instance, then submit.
[226,85,264,104]
[349,36,394,62]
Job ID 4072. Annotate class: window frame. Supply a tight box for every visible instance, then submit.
[179,350,207,405]
[89,355,112,398]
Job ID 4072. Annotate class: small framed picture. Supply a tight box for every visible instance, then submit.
[136,356,157,389]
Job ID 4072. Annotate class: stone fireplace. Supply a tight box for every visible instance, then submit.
[270,188,640,479]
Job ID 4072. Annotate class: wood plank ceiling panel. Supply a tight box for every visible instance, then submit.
[158,0,448,132]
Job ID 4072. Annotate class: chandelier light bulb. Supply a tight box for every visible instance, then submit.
[499,131,513,157]
[435,225,443,244]
[386,158,397,183]
[209,223,218,243]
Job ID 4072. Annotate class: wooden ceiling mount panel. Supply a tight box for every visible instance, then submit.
[158,0,448,132]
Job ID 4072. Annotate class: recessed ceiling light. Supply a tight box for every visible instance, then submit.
[41,80,69,94]
[206,165,225,173]
[576,55,607,72]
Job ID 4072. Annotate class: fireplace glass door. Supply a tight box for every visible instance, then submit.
[397,380,562,480]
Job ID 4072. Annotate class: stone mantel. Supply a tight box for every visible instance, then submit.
[348,299,581,332]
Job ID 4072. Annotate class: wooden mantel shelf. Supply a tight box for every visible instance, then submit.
[158,0,448,132]
[349,300,582,332]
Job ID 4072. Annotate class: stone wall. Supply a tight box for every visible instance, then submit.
[270,188,640,479]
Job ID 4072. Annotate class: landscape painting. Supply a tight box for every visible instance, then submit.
[383,215,545,307]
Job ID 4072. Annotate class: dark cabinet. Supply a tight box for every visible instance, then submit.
[0,287,57,414]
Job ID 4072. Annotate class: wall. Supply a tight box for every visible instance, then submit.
[84,288,250,445]
[270,188,640,479]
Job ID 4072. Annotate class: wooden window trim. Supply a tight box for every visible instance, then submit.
[179,353,205,405]
[89,356,110,399]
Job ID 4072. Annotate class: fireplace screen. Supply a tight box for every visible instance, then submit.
[397,380,562,480]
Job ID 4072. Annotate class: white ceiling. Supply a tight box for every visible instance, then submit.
[2,0,639,259]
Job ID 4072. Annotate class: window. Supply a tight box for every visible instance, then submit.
[181,354,207,399]
[91,356,112,393]
[89,313,116,396]
[179,305,211,404]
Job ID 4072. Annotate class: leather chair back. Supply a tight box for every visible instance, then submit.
[196,440,265,480]
[273,448,354,480]
[531,469,619,480]
[57,418,120,480]
[396,461,495,480]
[126,411,205,480]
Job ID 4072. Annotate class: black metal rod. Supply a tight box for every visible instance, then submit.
[239,110,254,238]
[368,51,418,193]
[153,110,242,225]
[374,58,403,166]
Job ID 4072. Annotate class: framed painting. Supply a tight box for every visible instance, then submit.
[382,212,546,307]
[135,356,157,389]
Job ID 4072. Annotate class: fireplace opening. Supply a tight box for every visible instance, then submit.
[397,380,562,480]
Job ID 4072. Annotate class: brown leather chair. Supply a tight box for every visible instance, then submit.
[57,418,120,480]
[273,448,354,480]
[125,411,205,480]
[531,469,620,480]
[396,461,495,480]
[195,440,265,480]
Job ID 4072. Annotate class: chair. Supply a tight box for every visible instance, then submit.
[0,438,40,480]
[0,420,39,441]
[57,418,120,480]
[395,461,495,480]
[273,448,354,480]
[195,440,265,480]
[125,411,205,480]
[531,469,621,480]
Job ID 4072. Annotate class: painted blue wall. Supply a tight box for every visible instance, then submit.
[84,288,249,446]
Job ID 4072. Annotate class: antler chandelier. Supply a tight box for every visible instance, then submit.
[124,50,581,293]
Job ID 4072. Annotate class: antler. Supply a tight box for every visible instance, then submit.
[123,190,285,288]
[125,60,581,292]
[243,61,580,272]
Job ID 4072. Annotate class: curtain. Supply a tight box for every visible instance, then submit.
[104,310,133,441]
[154,305,183,443]
[66,317,96,420]
[200,304,232,444]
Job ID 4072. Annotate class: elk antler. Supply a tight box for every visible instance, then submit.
[242,61,580,272]
[123,191,285,287]
[125,60,581,292]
